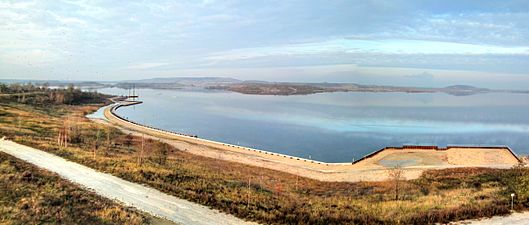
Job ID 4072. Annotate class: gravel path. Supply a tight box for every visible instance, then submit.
[455,211,529,224]
[0,139,256,225]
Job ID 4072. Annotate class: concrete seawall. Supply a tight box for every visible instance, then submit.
[101,99,521,182]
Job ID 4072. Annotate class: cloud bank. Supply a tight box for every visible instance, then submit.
[1,0,528,88]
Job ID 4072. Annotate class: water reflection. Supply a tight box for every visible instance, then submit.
[92,88,529,162]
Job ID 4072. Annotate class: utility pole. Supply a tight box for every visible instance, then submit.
[133,84,136,99]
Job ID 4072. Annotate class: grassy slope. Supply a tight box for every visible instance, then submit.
[0,152,147,224]
[1,94,528,224]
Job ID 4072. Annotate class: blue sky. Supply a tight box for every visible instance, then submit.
[1,0,529,88]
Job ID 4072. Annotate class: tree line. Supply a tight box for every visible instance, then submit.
[0,83,108,105]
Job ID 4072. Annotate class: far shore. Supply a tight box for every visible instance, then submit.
[95,98,521,182]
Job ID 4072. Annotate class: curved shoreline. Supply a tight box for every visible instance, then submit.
[107,99,332,165]
[101,98,521,182]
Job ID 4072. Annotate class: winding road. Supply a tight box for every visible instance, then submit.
[0,139,255,225]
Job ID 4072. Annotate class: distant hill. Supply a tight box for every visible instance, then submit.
[442,85,490,96]
[116,77,242,89]
[127,77,241,84]
[0,77,241,88]
[444,85,483,90]
[208,82,498,96]
[3,77,527,96]
[110,77,524,96]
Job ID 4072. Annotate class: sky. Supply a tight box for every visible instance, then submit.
[1,0,529,88]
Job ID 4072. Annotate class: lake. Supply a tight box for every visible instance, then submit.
[91,88,529,163]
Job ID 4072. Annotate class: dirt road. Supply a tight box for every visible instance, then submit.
[0,139,256,225]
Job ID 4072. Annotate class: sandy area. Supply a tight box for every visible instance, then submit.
[101,101,521,182]
[0,139,255,225]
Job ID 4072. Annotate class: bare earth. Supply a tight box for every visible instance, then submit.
[102,101,520,182]
[0,139,255,225]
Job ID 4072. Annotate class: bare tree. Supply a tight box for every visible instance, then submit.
[154,142,168,165]
[388,165,404,200]
[93,129,101,158]
[295,170,299,192]
[124,133,133,152]
[20,92,26,103]
[105,126,112,156]
[57,119,70,148]
[247,177,251,208]
[137,134,145,165]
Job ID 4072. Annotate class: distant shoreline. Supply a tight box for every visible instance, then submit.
[105,97,331,165]
[4,78,529,96]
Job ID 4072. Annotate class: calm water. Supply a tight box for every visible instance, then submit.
[93,88,529,162]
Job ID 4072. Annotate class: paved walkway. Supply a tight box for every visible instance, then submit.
[0,139,255,225]
[457,211,529,224]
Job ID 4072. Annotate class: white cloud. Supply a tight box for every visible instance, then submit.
[126,62,171,70]
[0,1,36,10]
[206,38,529,63]
[51,12,87,26]
[1,0,528,87]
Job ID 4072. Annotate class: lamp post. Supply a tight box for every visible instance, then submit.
[511,193,515,211]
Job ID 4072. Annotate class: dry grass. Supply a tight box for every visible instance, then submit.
[0,152,147,225]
